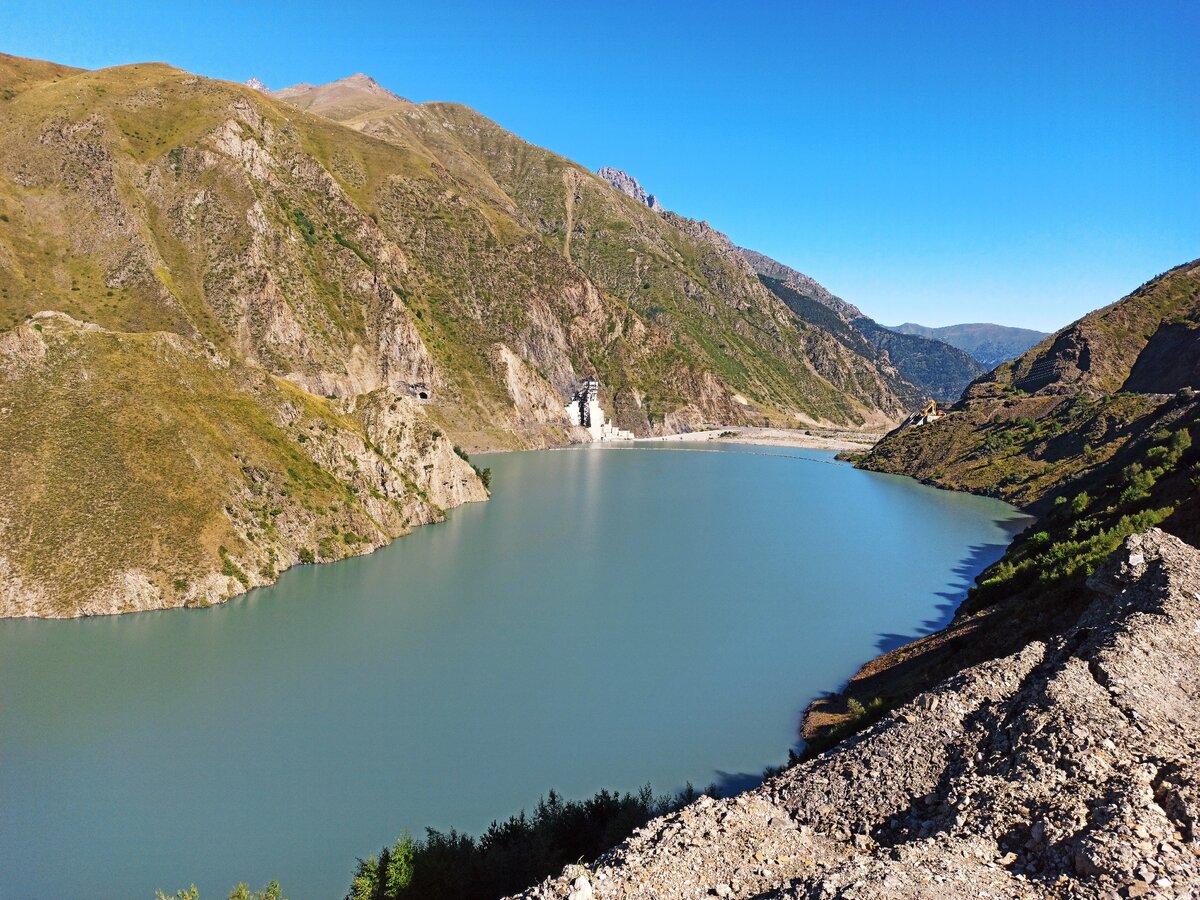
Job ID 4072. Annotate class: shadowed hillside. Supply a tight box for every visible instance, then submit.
[889,321,1049,368]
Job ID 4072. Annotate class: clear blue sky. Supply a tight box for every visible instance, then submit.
[6,0,1198,331]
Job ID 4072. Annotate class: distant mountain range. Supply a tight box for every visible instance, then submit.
[886,321,1049,368]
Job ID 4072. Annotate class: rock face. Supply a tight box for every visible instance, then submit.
[0,315,487,618]
[595,167,663,211]
[512,529,1200,899]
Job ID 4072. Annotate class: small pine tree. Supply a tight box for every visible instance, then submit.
[347,855,381,900]
[384,833,415,897]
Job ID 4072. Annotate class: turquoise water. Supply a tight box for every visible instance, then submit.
[0,444,1027,899]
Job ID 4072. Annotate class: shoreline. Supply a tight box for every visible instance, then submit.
[633,425,883,453]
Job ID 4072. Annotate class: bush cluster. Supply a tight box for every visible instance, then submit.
[346,784,710,900]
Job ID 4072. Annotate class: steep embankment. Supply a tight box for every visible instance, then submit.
[516,529,1200,899]
[808,261,1200,745]
[0,313,485,617]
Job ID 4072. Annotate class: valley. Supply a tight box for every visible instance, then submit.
[0,38,1196,900]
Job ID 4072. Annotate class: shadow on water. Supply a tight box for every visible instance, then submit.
[712,769,768,796]
[872,517,1030,655]
[706,520,1031,799]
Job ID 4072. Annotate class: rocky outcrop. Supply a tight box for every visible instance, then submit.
[513,529,1200,899]
[0,315,487,618]
[596,167,663,212]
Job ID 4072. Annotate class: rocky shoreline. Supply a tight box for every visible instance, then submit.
[510,529,1200,899]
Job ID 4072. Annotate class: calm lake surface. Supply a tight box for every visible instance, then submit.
[0,444,1028,899]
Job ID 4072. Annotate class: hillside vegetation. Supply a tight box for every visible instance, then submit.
[273,77,933,428]
[740,250,987,401]
[808,260,1200,744]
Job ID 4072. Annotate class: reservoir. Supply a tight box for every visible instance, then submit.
[0,444,1028,899]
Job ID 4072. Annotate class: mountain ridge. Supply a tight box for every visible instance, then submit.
[593,160,987,402]
[888,321,1050,368]
[738,249,987,401]
[817,259,1200,754]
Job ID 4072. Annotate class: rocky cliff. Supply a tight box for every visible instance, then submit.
[596,167,662,212]
[512,528,1200,900]
[0,313,486,617]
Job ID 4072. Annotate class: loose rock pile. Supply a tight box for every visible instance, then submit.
[512,529,1200,899]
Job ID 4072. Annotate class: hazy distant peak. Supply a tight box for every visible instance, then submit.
[887,321,1050,368]
[244,77,269,92]
[597,167,663,212]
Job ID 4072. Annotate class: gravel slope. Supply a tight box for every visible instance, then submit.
[513,529,1200,900]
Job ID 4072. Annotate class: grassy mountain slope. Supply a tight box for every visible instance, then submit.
[889,321,1049,368]
[862,259,1200,505]
[803,260,1200,745]
[273,78,920,427]
[0,313,484,617]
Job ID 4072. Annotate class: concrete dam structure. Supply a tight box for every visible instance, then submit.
[565,377,634,442]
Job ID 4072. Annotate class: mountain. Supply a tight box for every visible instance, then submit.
[271,72,411,118]
[268,75,930,427]
[0,55,935,616]
[739,251,987,401]
[888,321,1049,368]
[863,259,1200,504]
[849,318,987,402]
[825,260,1200,753]
[599,166,987,403]
[738,247,864,320]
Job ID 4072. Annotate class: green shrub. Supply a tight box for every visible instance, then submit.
[348,785,708,900]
